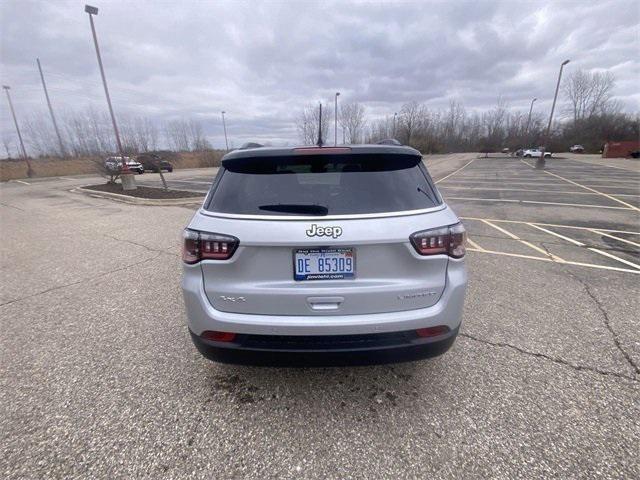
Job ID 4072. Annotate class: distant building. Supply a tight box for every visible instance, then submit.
[602,141,640,158]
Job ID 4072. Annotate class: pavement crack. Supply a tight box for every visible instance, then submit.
[539,240,640,376]
[0,253,163,307]
[0,202,26,211]
[102,233,179,257]
[459,333,637,382]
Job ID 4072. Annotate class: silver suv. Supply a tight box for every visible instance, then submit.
[182,144,467,365]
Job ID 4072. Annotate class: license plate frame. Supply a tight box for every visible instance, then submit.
[293,247,356,281]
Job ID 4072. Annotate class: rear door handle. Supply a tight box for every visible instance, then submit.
[307,296,344,311]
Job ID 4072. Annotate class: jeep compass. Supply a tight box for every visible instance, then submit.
[181,143,467,365]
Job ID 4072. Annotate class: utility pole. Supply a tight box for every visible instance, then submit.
[221,111,229,152]
[334,92,340,146]
[393,112,397,138]
[84,4,135,189]
[538,59,570,169]
[37,58,66,157]
[2,85,33,177]
[317,102,323,147]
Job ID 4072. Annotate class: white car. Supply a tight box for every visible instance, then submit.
[181,143,468,366]
[104,156,144,174]
[523,148,552,158]
[569,145,584,153]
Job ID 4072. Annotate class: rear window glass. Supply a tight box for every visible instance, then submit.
[206,153,440,216]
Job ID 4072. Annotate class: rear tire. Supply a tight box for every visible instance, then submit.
[524,154,531,158]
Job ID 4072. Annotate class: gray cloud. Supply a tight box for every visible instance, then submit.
[1,0,638,149]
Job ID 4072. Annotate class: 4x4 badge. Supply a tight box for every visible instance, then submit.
[306,224,343,238]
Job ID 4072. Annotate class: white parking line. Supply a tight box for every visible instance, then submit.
[467,238,485,251]
[461,217,640,236]
[466,248,640,275]
[11,180,31,185]
[434,158,476,184]
[482,219,564,261]
[590,230,640,248]
[525,223,640,271]
[439,186,640,197]
[447,196,632,210]
[520,159,640,212]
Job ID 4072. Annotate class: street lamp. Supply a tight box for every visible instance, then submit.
[221,111,229,152]
[525,97,537,135]
[2,85,33,177]
[334,92,340,146]
[84,4,135,189]
[537,59,570,169]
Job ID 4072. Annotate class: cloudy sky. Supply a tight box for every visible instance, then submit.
[1,0,638,150]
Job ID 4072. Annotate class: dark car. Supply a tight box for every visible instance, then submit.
[137,153,173,172]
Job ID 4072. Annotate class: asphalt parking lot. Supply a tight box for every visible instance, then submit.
[1,154,639,479]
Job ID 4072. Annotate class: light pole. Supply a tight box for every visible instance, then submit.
[3,85,33,177]
[37,58,66,157]
[393,112,398,138]
[334,92,340,146]
[525,97,537,135]
[537,59,570,169]
[221,111,229,152]
[84,4,135,189]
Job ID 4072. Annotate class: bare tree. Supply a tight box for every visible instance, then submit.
[297,103,332,145]
[397,101,428,146]
[2,134,14,159]
[339,102,366,144]
[564,69,617,124]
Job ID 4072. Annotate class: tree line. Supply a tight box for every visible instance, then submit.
[1,108,213,159]
[297,69,639,153]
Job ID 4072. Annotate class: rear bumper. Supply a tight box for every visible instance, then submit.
[182,257,466,337]
[189,327,458,366]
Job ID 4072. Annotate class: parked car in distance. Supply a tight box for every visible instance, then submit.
[137,153,174,172]
[569,145,585,153]
[501,147,510,154]
[104,156,144,174]
[182,143,468,366]
[523,148,552,158]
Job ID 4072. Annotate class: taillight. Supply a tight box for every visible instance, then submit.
[182,229,238,263]
[410,223,466,258]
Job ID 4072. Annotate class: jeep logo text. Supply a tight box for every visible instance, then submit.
[306,224,343,238]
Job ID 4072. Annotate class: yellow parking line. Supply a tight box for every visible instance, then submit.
[590,230,640,248]
[447,196,631,210]
[520,159,640,212]
[466,248,640,274]
[461,217,640,236]
[434,158,475,184]
[482,219,565,262]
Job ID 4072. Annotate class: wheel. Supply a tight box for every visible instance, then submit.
[544,154,551,158]
[138,169,144,174]
[524,154,531,158]
[167,167,173,173]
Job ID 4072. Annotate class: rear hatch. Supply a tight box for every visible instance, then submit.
[193,149,456,316]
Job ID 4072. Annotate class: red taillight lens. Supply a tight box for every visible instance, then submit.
[416,325,450,338]
[410,223,466,258]
[182,229,238,263]
[201,330,237,342]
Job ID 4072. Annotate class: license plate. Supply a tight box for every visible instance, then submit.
[294,248,355,281]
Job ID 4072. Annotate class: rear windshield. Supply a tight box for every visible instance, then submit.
[206,153,440,216]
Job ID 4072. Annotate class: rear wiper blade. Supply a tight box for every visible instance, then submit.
[258,204,329,215]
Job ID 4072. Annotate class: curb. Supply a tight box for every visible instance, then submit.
[72,186,205,206]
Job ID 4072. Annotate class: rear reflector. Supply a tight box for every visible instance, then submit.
[183,229,239,263]
[416,326,450,338]
[293,147,352,154]
[201,331,237,342]
[410,223,466,258]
